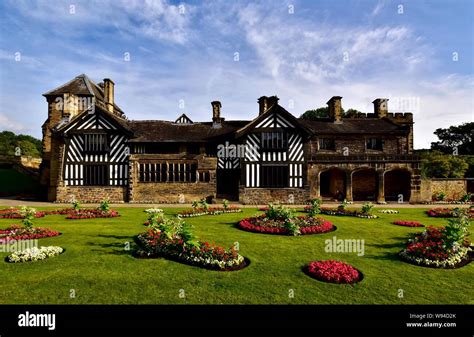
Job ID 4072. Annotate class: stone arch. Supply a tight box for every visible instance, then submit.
[319,167,346,201]
[384,168,411,202]
[352,168,377,201]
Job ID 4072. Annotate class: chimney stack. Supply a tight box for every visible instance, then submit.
[373,98,388,118]
[211,101,222,123]
[258,95,279,115]
[327,96,343,123]
[258,96,268,115]
[103,78,114,113]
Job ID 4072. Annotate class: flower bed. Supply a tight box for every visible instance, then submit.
[135,230,247,271]
[426,208,474,218]
[399,213,472,269]
[66,209,120,219]
[43,209,76,215]
[393,220,424,227]
[177,206,242,218]
[378,209,399,214]
[0,225,61,243]
[238,215,335,235]
[0,208,45,219]
[317,207,378,219]
[6,246,64,263]
[304,260,363,284]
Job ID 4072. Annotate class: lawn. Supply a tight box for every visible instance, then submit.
[0,207,472,304]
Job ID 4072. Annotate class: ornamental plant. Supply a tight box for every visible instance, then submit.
[307,198,321,217]
[460,193,473,203]
[72,200,81,211]
[7,246,64,263]
[265,204,294,221]
[19,206,36,232]
[99,199,110,213]
[361,202,374,215]
[338,199,348,211]
[199,198,209,212]
[443,209,470,250]
[393,220,424,227]
[307,260,361,284]
[222,199,229,209]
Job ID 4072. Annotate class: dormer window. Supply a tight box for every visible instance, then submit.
[84,133,109,154]
[366,138,383,151]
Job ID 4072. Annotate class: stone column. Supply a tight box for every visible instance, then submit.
[377,171,385,203]
[345,171,353,201]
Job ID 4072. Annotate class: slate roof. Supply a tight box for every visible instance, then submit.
[299,117,409,135]
[43,74,125,117]
[45,74,410,142]
[128,120,249,142]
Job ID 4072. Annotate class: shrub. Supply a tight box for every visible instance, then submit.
[460,193,473,203]
[361,202,374,215]
[19,206,36,231]
[432,191,446,201]
[222,199,229,209]
[99,199,110,213]
[265,204,294,221]
[72,200,81,211]
[307,198,321,217]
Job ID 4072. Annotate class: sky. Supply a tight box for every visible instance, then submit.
[0,0,472,149]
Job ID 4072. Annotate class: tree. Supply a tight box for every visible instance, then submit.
[419,151,468,178]
[301,107,332,119]
[431,122,474,155]
[0,131,42,157]
[301,106,363,119]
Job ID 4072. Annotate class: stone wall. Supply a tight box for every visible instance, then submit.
[55,186,127,203]
[420,179,469,201]
[131,182,216,203]
[239,187,310,204]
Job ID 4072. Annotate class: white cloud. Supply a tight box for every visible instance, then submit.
[0,114,28,133]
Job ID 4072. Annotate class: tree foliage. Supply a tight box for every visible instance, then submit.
[431,122,473,155]
[300,106,363,119]
[0,131,42,157]
[418,150,469,178]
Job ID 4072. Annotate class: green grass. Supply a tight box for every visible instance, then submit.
[0,207,472,304]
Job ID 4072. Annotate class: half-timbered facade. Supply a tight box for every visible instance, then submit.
[40,74,421,204]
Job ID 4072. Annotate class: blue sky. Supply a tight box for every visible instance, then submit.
[0,0,472,148]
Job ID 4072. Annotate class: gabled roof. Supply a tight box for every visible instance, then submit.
[54,104,132,136]
[174,113,193,124]
[235,103,313,138]
[43,74,125,117]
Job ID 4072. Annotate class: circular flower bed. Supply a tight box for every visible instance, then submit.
[238,215,336,235]
[66,209,120,219]
[393,220,424,227]
[0,208,45,219]
[399,224,472,269]
[426,208,474,218]
[6,246,64,263]
[304,260,363,284]
[43,209,76,215]
[0,225,61,243]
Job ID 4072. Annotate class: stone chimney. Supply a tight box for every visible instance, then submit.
[258,96,268,115]
[103,78,114,113]
[211,101,223,128]
[373,98,388,118]
[327,96,343,123]
[258,95,279,115]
